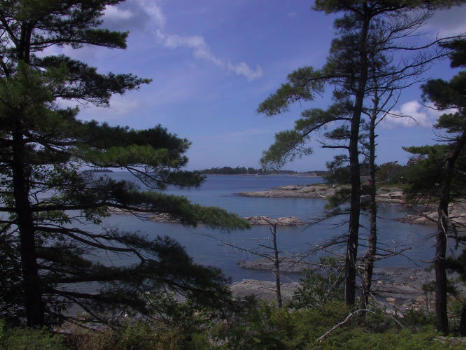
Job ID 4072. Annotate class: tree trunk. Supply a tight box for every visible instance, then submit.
[435,204,449,334]
[435,127,466,334]
[460,301,466,337]
[361,108,378,309]
[12,125,44,327]
[9,23,45,327]
[271,224,282,308]
[344,10,370,307]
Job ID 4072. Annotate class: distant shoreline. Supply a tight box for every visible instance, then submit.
[203,173,323,178]
[195,166,327,177]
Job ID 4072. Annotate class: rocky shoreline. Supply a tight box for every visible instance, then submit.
[230,266,466,314]
[231,279,300,302]
[238,183,406,203]
[399,203,466,226]
[238,257,312,273]
[239,183,466,227]
[243,216,305,226]
[109,184,465,228]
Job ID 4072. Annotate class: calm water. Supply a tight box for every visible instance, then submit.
[94,173,436,282]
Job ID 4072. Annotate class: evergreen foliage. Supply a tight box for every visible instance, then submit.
[290,257,345,309]
[2,302,462,350]
[404,38,465,334]
[0,0,248,327]
[257,0,454,306]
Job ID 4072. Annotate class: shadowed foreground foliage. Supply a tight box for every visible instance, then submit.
[1,300,465,350]
[1,269,465,349]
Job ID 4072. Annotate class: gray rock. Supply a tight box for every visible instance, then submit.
[243,216,305,226]
[238,257,313,273]
[230,279,299,302]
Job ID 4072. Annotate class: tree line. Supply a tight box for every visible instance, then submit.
[198,166,326,176]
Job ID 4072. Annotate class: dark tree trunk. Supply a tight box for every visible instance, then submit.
[460,301,466,336]
[271,224,282,309]
[12,126,44,327]
[361,108,378,308]
[435,204,449,334]
[344,10,370,307]
[435,127,466,334]
[8,21,45,327]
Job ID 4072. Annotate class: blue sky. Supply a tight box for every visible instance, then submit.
[53,0,466,171]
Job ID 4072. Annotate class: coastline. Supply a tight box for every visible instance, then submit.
[230,267,466,314]
[238,183,466,226]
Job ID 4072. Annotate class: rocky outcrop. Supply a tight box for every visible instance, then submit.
[399,203,466,226]
[149,213,182,224]
[243,216,305,226]
[239,184,408,204]
[230,267,466,314]
[230,279,299,302]
[238,257,313,273]
[107,207,133,215]
[375,190,406,204]
[239,184,339,199]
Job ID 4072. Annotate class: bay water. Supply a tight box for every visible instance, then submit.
[96,173,436,283]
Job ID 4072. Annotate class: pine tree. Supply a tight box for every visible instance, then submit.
[257,0,453,306]
[404,38,466,334]
[0,1,248,327]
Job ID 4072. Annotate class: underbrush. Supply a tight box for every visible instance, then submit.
[2,261,464,349]
[1,303,464,350]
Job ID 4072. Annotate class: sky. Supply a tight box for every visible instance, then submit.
[53,0,466,171]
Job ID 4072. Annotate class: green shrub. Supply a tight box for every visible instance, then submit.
[290,257,344,309]
[320,327,464,350]
[0,320,65,350]
[70,321,214,350]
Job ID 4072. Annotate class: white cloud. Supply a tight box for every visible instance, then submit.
[126,0,263,81]
[46,1,263,81]
[57,95,143,122]
[226,61,263,81]
[134,0,166,28]
[101,95,142,116]
[104,5,134,21]
[385,100,433,128]
[156,30,263,81]
[383,100,457,129]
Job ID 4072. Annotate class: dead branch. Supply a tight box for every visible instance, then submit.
[317,309,371,343]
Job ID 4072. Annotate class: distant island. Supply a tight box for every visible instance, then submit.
[197,166,327,176]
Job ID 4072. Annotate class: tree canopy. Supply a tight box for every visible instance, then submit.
[404,38,465,334]
[258,0,463,307]
[0,0,248,327]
